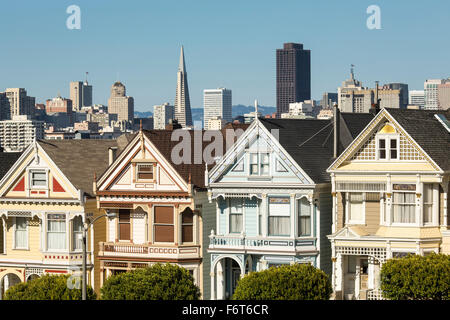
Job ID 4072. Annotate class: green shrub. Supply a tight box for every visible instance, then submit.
[381,253,450,300]
[100,263,200,300]
[4,274,96,300]
[232,263,332,300]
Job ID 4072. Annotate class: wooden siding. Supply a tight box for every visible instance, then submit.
[337,192,345,231]
[244,198,258,237]
[364,200,380,235]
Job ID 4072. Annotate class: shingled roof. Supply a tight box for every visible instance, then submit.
[259,114,373,183]
[386,108,450,171]
[143,124,250,190]
[0,151,22,181]
[38,138,130,197]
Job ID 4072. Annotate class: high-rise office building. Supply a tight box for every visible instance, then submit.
[386,83,409,109]
[1,88,35,119]
[424,79,444,110]
[108,81,134,125]
[83,80,93,107]
[70,80,93,111]
[320,92,338,109]
[0,92,8,120]
[174,46,193,128]
[153,103,175,130]
[46,95,73,124]
[276,43,311,117]
[203,88,232,130]
[0,115,44,152]
[408,90,425,108]
[338,70,401,113]
[438,81,450,110]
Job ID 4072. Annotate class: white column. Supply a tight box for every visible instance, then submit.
[210,272,216,300]
[261,194,267,237]
[441,182,448,227]
[386,175,392,224]
[217,259,225,300]
[417,177,423,226]
[336,253,343,293]
[432,183,439,226]
[290,194,295,238]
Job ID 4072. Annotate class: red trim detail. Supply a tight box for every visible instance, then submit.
[52,178,66,193]
[44,270,67,274]
[12,177,25,192]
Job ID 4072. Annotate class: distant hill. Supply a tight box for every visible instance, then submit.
[134,104,276,126]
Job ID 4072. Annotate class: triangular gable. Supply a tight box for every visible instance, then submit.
[0,142,80,199]
[209,120,314,184]
[97,133,188,192]
[328,109,443,172]
[330,226,367,239]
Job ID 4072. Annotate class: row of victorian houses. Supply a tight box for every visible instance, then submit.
[0,107,449,300]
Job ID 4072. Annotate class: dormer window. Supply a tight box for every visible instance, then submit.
[136,164,154,180]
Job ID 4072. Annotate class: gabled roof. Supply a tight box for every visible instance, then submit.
[142,125,249,189]
[38,138,129,197]
[0,151,22,181]
[259,115,373,183]
[386,108,450,171]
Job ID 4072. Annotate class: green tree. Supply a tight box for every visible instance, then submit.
[380,253,450,300]
[232,263,332,300]
[100,263,200,300]
[4,274,96,300]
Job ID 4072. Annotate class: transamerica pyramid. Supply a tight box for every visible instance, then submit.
[174,45,193,128]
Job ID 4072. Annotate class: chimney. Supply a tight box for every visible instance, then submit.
[371,81,381,115]
[108,147,118,165]
[333,104,340,158]
[165,119,182,130]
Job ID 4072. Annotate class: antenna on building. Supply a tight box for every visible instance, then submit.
[350,64,355,79]
[254,99,258,119]
[85,72,89,85]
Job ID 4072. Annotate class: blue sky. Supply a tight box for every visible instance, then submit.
[0,0,449,111]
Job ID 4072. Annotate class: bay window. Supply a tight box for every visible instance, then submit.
[154,206,174,243]
[14,217,28,249]
[347,193,364,224]
[229,199,243,233]
[392,192,415,223]
[268,197,290,236]
[47,214,66,250]
[298,198,311,236]
[423,184,433,224]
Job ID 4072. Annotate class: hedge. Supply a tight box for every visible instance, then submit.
[232,263,332,300]
[4,274,96,300]
[381,253,450,300]
[100,263,200,300]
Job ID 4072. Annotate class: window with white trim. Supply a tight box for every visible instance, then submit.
[298,198,311,236]
[249,153,270,176]
[229,199,243,233]
[392,191,415,224]
[346,192,364,224]
[31,170,47,188]
[422,184,434,224]
[72,216,83,251]
[47,214,66,250]
[14,217,28,249]
[377,136,399,160]
[268,197,290,236]
[136,164,154,181]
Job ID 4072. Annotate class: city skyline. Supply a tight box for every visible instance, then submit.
[0,1,450,112]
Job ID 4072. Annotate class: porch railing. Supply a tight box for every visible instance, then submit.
[99,242,200,260]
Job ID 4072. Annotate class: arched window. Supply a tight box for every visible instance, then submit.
[181,208,194,243]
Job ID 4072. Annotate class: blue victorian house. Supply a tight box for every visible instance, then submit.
[206,109,373,299]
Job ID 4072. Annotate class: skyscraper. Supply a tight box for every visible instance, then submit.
[386,83,409,109]
[82,80,93,107]
[424,79,444,110]
[70,81,83,111]
[203,88,232,130]
[70,79,93,111]
[2,88,35,119]
[408,90,425,108]
[153,103,175,129]
[276,43,311,117]
[174,46,193,128]
[107,81,134,125]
